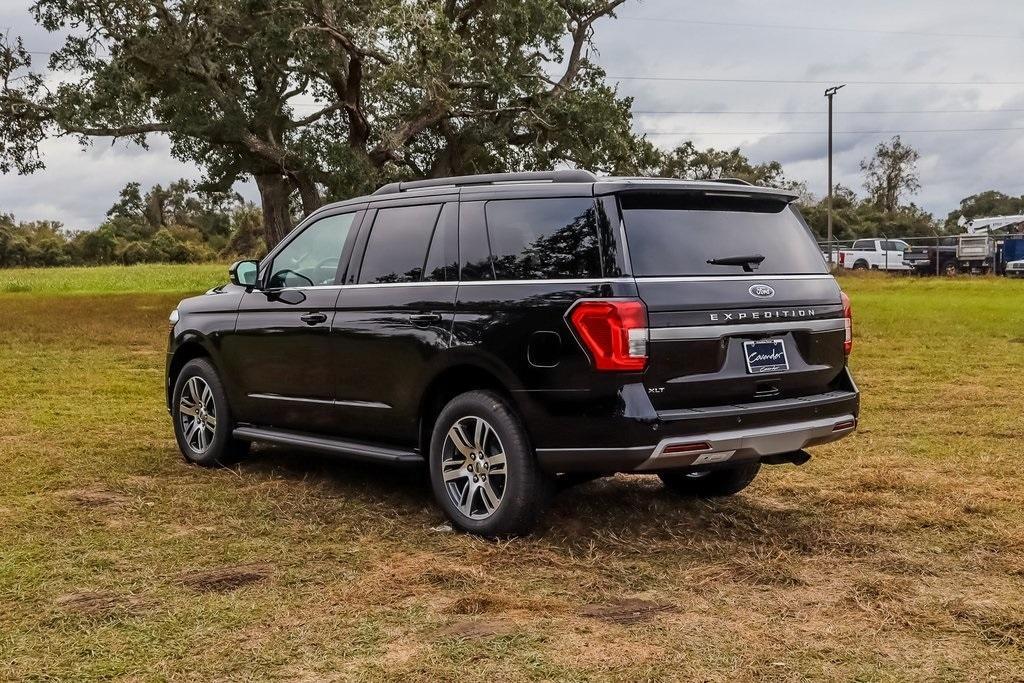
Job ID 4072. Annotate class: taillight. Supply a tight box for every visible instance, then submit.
[840,291,853,355]
[567,299,648,371]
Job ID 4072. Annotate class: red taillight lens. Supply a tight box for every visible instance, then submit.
[840,291,853,356]
[568,299,648,371]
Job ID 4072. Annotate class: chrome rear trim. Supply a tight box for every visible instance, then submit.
[650,318,845,341]
[635,414,856,471]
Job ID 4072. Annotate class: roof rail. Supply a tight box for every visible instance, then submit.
[372,169,597,195]
[714,178,754,186]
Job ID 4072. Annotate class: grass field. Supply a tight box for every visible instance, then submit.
[1,266,1023,681]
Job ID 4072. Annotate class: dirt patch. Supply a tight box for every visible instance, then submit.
[176,564,271,592]
[55,591,143,615]
[436,619,514,640]
[60,487,127,508]
[580,598,674,624]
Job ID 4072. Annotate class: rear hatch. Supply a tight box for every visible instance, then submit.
[618,190,847,411]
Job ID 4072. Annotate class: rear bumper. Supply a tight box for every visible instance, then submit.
[531,369,859,473]
[633,413,855,471]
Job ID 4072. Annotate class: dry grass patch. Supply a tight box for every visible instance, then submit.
[2,272,1024,680]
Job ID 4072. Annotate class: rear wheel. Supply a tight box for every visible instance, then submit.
[429,390,552,537]
[943,261,958,277]
[852,260,869,270]
[659,462,761,497]
[172,358,249,467]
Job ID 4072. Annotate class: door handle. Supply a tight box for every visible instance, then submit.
[409,312,443,326]
[300,312,328,325]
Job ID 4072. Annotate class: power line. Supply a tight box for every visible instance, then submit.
[616,16,1020,40]
[637,126,1024,136]
[632,108,1024,115]
[608,75,1024,86]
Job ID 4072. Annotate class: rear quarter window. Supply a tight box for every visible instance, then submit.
[485,198,603,280]
[619,192,828,277]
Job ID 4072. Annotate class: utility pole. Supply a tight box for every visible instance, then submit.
[824,84,845,267]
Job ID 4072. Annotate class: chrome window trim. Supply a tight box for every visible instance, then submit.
[248,274,833,293]
[634,274,834,283]
[649,318,846,341]
[458,278,635,286]
[259,278,634,292]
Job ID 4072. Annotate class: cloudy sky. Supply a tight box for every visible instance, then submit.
[1,0,1022,230]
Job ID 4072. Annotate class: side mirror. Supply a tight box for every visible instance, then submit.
[229,259,259,288]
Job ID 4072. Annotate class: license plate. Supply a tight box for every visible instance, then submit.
[743,339,789,374]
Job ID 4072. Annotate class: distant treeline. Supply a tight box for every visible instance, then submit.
[0,180,264,268]
[2,176,1022,269]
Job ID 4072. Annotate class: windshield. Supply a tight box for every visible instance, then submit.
[619,192,828,277]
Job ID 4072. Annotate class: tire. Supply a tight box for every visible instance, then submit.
[171,358,249,467]
[428,390,552,537]
[943,261,958,277]
[659,462,761,497]
[852,260,869,271]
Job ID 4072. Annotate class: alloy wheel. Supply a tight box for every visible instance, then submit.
[440,415,507,520]
[178,376,217,454]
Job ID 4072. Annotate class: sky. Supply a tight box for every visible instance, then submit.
[1,0,1023,230]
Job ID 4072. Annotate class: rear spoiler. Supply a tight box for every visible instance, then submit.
[594,179,799,204]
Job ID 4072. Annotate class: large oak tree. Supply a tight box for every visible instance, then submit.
[1,0,650,246]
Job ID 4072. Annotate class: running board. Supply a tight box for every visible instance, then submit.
[232,426,423,466]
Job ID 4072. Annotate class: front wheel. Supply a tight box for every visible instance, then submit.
[659,462,761,497]
[428,390,552,537]
[171,358,249,467]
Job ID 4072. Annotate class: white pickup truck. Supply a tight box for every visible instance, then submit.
[837,239,912,271]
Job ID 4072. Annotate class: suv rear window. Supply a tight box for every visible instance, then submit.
[485,198,602,280]
[619,192,827,277]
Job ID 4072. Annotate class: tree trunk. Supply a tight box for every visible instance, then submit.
[254,172,293,249]
[290,171,323,217]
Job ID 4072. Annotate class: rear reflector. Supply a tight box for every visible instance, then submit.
[833,419,857,432]
[567,299,648,371]
[662,441,712,455]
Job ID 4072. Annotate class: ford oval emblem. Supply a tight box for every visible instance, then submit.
[749,284,775,298]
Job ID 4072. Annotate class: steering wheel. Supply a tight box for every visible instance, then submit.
[270,269,314,289]
[316,257,339,271]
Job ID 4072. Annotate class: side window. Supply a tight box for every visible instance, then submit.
[485,198,602,280]
[423,203,459,282]
[358,204,442,284]
[267,213,356,288]
[852,239,870,250]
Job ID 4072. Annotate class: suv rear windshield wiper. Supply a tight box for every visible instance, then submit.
[705,254,766,272]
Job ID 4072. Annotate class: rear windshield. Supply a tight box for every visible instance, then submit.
[619,192,828,276]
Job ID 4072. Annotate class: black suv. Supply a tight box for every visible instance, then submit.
[166,170,858,536]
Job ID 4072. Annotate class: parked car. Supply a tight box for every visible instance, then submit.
[903,239,959,276]
[1005,259,1024,277]
[166,171,859,536]
[837,239,912,271]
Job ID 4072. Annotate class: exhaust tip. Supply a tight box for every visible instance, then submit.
[761,449,812,467]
